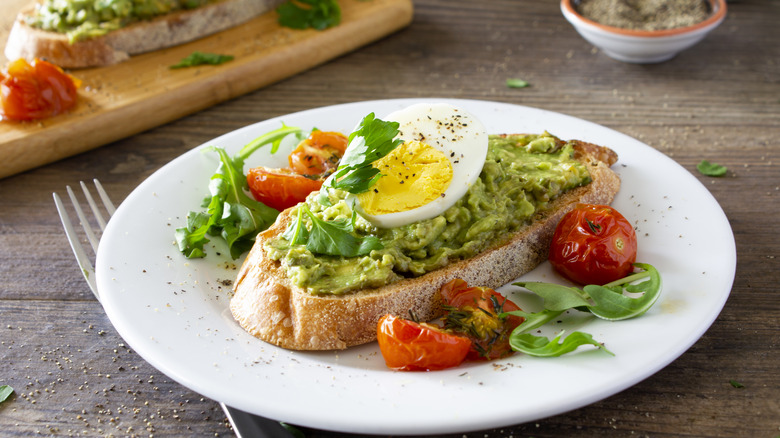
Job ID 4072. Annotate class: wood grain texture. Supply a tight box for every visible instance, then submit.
[1,0,778,437]
[0,0,413,179]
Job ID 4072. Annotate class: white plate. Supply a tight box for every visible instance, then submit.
[97,99,736,435]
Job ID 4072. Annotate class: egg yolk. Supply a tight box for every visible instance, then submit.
[357,141,453,215]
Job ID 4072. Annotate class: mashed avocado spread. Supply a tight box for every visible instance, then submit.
[265,133,592,295]
[27,0,218,43]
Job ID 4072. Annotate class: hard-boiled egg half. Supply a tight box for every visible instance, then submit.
[349,103,488,228]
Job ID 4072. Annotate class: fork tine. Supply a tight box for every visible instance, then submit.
[81,181,108,231]
[66,185,101,254]
[93,179,116,217]
[53,192,100,302]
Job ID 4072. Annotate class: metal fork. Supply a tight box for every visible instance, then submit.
[53,179,116,302]
[53,179,295,438]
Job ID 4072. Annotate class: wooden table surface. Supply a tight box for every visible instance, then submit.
[1,0,778,437]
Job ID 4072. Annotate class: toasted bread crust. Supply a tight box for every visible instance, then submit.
[230,139,621,350]
[4,0,283,68]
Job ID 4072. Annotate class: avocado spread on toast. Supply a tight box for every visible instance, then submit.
[27,0,219,43]
[265,133,593,295]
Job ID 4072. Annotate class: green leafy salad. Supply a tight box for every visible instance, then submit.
[175,124,303,259]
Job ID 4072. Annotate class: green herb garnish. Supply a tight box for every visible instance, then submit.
[281,422,306,438]
[0,385,14,404]
[696,160,728,177]
[170,51,235,69]
[284,205,383,257]
[510,330,611,357]
[277,0,341,30]
[729,380,745,388]
[324,112,403,194]
[506,263,661,357]
[175,124,303,259]
[506,78,530,88]
[586,218,602,233]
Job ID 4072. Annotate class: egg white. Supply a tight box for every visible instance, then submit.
[350,103,489,228]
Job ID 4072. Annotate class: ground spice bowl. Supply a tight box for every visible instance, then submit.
[560,0,727,63]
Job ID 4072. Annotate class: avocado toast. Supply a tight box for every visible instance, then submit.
[5,0,283,68]
[230,131,621,350]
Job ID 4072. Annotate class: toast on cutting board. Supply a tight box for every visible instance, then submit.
[4,0,284,68]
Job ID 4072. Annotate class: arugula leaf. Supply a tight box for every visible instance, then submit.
[174,200,217,258]
[696,160,728,177]
[0,385,13,403]
[504,308,564,333]
[282,206,310,244]
[506,78,529,88]
[516,263,662,321]
[175,125,303,259]
[277,0,341,30]
[503,308,612,357]
[510,331,613,357]
[237,124,302,158]
[584,263,662,321]
[285,205,383,256]
[513,282,590,311]
[324,112,402,194]
[175,147,278,259]
[505,263,662,357]
[170,51,234,69]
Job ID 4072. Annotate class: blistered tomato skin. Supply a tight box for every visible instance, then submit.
[549,204,638,285]
[0,58,80,121]
[246,167,323,211]
[376,314,471,371]
[247,130,347,211]
[440,279,524,360]
[288,130,348,176]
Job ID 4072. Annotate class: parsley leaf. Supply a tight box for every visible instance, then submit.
[697,160,728,177]
[324,112,402,194]
[0,385,13,404]
[170,51,234,69]
[729,380,745,388]
[277,0,341,30]
[175,124,303,259]
[285,205,383,257]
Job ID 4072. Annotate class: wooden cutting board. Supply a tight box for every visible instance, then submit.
[0,0,413,179]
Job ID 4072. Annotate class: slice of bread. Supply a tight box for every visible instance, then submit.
[230,138,621,350]
[5,0,283,68]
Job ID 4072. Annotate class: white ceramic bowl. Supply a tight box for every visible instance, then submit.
[561,0,727,63]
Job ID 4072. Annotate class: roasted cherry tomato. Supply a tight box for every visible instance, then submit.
[288,130,348,177]
[377,314,472,371]
[0,58,80,121]
[247,130,347,211]
[441,279,524,360]
[549,203,638,285]
[246,167,323,211]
